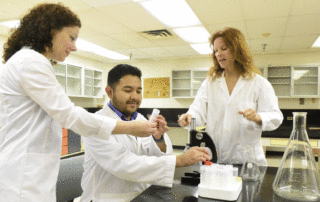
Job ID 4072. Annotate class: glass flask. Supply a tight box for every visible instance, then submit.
[241,144,261,181]
[273,112,320,201]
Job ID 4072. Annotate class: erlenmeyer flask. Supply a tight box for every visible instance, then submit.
[241,144,261,181]
[273,112,320,201]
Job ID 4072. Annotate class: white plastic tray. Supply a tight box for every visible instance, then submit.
[198,178,242,201]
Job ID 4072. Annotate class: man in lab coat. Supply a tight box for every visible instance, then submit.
[80,64,210,202]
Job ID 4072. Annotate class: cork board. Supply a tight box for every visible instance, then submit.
[143,77,170,98]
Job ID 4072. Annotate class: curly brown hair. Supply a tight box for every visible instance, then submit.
[207,27,260,80]
[2,3,81,63]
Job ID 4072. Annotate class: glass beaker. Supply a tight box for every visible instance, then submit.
[273,112,320,201]
[241,144,261,181]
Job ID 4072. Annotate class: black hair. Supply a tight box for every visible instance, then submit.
[107,64,142,88]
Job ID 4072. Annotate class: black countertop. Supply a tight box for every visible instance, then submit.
[131,165,314,202]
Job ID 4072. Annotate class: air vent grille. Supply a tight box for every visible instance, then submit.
[140,29,173,39]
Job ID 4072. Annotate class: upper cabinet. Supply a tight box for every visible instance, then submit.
[267,66,319,98]
[172,69,208,98]
[53,63,103,98]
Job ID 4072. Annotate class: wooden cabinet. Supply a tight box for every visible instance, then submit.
[172,68,208,98]
[267,66,319,98]
[53,63,103,98]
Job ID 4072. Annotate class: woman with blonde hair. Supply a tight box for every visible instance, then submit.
[178,27,283,166]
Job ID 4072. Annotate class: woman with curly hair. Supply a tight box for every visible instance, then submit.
[178,27,283,167]
[0,3,156,201]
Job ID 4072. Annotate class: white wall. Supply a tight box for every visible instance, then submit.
[1,33,320,109]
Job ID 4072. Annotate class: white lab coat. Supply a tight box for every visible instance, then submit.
[0,47,117,202]
[80,105,176,202]
[187,73,283,166]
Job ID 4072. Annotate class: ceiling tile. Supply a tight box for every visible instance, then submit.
[79,0,132,7]
[187,0,245,25]
[114,49,153,59]
[281,35,319,50]
[249,37,283,52]
[206,22,248,39]
[291,0,320,15]
[242,0,294,20]
[163,45,199,57]
[78,8,132,34]
[285,14,320,36]
[84,35,131,50]
[108,32,156,48]
[96,3,166,32]
[137,47,176,58]
[246,17,288,39]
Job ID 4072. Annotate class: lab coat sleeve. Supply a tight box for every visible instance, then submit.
[149,133,173,156]
[83,136,176,187]
[19,59,117,140]
[186,79,208,127]
[254,79,283,131]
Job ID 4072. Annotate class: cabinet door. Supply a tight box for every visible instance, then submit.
[192,70,207,97]
[268,66,292,97]
[84,69,94,97]
[172,70,191,98]
[94,70,103,97]
[53,64,67,91]
[66,65,82,96]
[292,66,319,97]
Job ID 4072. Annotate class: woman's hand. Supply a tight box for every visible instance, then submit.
[178,114,192,127]
[238,108,262,125]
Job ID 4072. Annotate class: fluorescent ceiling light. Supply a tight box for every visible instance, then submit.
[312,36,320,47]
[140,0,201,28]
[173,26,210,43]
[76,39,129,60]
[0,20,20,28]
[190,43,212,55]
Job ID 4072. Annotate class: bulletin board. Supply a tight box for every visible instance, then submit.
[143,77,170,98]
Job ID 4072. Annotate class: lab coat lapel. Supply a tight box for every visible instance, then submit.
[229,76,246,102]
[218,74,230,98]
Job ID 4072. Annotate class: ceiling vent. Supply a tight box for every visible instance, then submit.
[140,29,174,39]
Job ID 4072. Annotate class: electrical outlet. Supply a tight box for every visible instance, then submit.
[287,116,293,120]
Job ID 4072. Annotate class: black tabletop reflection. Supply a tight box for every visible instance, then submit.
[131,166,313,202]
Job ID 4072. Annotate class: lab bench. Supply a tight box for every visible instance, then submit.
[131,165,310,202]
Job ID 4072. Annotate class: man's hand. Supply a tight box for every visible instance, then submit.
[113,120,157,137]
[238,108,262,125]
[176,147,211,167]
[153,115,169,139]
[177,114,192,127]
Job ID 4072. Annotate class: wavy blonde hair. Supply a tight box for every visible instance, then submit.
[207,27,260,79]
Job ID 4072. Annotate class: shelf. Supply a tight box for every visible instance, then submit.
[172,78,191,80]
[268,76,291,78]
[67,76,81,79]
[294,82,318,85]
